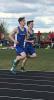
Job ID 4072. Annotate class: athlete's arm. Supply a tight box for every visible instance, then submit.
[9,28,19,44]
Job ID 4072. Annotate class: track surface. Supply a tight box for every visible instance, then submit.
[0,70,54,100]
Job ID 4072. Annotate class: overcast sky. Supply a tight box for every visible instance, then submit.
[0,0,54,33]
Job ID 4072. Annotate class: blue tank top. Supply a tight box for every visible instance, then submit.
[16,26,27,47]
[28,30,34,40]
[26,30,35,46]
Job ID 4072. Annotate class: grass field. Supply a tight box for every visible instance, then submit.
[0,48,54,71]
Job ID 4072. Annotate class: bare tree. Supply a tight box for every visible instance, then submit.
[0,19,7,34]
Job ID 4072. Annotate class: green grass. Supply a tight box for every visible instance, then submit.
[0,48,54,71]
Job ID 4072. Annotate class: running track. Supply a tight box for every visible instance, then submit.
[0,70,54,100]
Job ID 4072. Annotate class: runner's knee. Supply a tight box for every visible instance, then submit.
[30,53,37,58]
[20,52,26,58]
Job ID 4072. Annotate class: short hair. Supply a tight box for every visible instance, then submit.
[27,20,33,26]
[18,17,25,23]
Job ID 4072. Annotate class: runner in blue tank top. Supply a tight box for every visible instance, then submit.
[25,20,37,57]
[21,20,37,68]
[9,17,27,74]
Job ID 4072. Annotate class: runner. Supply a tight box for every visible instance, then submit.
[9,17,27,74]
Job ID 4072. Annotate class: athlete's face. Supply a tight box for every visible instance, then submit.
[29,22,33,29]
[20,19,26,27]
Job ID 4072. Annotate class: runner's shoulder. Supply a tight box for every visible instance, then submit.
[13,27,19,34]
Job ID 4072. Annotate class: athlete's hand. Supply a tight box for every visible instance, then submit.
[31,40,35,45]
[14,40,19,44]
[31,40,34,43]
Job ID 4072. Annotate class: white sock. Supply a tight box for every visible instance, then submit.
[10,67,14,71]
[14,59,17,63]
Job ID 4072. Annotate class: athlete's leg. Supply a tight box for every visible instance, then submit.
[21,57,27,71]
[10,47,26,73]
